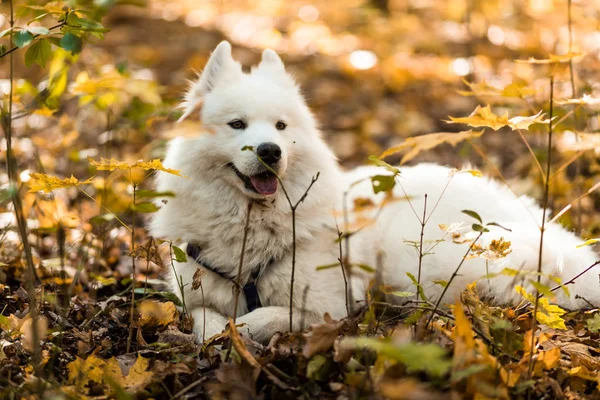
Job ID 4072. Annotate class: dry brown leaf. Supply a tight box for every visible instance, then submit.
[227,319,261,381]
[380,130,483,164]
[302,313,344,358]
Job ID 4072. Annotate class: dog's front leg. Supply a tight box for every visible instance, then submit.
[236,306,321,343]
[190,306,229,343]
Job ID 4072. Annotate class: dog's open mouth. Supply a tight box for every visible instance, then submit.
[228,163,278,195]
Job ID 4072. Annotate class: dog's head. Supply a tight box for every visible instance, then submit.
[179,41,327,199]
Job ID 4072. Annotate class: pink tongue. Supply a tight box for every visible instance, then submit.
[250,175,278,195]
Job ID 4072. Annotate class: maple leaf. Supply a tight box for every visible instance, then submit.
[28,173,93,193]
[515,286,567,330]
[88,157,183,176]
[447,105,550,131]
[380,130,483,164]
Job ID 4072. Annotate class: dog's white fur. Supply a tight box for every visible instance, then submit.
[151,41,600,343]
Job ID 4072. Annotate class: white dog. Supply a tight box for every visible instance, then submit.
[150,41,600,343]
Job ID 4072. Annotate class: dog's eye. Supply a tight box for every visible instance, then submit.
[228,120,247,130]
[275,121,287,131]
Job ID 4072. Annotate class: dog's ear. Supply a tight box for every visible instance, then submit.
[179,41,241,122]
[258,49,285,74]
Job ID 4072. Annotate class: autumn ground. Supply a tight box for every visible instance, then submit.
[2,0,600,399]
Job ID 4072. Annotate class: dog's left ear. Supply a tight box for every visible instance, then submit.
[179,41,241,122]
[258,49,285,73]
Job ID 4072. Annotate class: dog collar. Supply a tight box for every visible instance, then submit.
[186,243,265,312]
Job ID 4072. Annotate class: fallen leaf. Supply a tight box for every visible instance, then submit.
[303,313,344,358]
[138,300,178,328]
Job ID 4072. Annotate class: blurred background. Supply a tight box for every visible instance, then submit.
[1,1,600,395]
[0,0,598,284]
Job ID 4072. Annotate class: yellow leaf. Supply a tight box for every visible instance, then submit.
[459,79,535,98]
[447,105,508,131]
[133,159,184,177]
[138,300,178,328]
[88,157,183,177]
[577,238,600,248]
[539,347,561,369]
[448,169,483,178]
[515,52,584,64]
[568,365,599,381]
[67,355,107,388]
[452,301,476,359]
[28,173,93,193]
[122,354,153,390]
[447,106,550,131]
[380,130,483,163]
[515,286,567,330]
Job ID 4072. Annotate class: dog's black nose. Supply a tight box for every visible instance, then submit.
[257,142,282,165]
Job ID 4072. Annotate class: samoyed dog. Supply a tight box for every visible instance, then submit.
[150,41,599,343]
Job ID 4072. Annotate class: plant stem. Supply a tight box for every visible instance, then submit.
[337,228,350,317]
[527,75,554,380]
[3,0,42,386]
[416,194,427,303]
[126,182,137,353]
[427,231,484,326]
[232,200,254,322]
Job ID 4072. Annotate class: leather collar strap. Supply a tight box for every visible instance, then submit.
[186,243,265,312]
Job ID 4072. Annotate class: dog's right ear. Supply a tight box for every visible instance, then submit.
[178,41,241,122]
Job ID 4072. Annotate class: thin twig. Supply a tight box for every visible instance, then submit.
[426,231,484,326]
[567,0,583,233]
[549,260,600,295]
[246,149,320,332]
[515,129,545,179]
[0,22,67,60]
[335,222,350,316]
[232,200,254,322]
[126,182,138,353]
[528,75,555,380]
[416,194,428,303]
[2,0,42,386]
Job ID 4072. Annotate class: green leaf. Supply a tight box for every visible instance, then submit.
[13,30,34,48]
[0,314,10,330]
[67,14,110,33]
[486,221,512,232]
[24,39,52,67]
[471,223,489,233]
[316,262,340,271]
[131,202,160,213]
[356,263,375,273]
[241,145,254,151]
[368,155,400,174]
[89,213,116,226]
[432,279,448,288]
[59,32,82,55]
[0,45,6,57]
[371,175,396,194]
[136,189,175,199]
[587,313,600,333]
[390,291,414,298]
[134,288,182,306]
[0,27,14,38]
[462,209,482,223]
[306,355,331,381]
[350,338,451,378]
[173,246,187,263]
[27,26,50,35]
